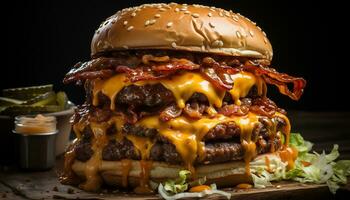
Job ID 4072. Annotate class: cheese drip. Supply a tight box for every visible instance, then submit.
[91,71,264,111]
[79,122,108,191]
[238,113,259,175]
[136,113,263,175]
[69,110,291,190]
[229,71,266,105]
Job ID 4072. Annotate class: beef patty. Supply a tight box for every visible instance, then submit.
[74,117,285,164]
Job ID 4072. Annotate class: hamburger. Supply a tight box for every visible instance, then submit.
[60,3,307,194]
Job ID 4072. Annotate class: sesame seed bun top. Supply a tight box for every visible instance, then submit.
[91,3,273,61]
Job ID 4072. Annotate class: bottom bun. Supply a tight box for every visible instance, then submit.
[72,160,252,188]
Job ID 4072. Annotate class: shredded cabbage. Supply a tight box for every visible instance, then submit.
[163,170,190,194]
[158,183,231,200]
[159,170,231,200]
[250,133,350,194]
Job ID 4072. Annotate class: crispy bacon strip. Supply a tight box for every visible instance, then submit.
[64,55,306,102]
[243,61,306,101]
[200,57,240,90]
[249,97,286,117]
[63,69,114,84]
[115,59,199,82]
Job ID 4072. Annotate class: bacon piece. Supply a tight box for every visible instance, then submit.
[249,97,286,117]
[200,57,240,90]
[142,55,170,64]
[243,61,306,101]
[218,104,249,116]
[115,60,199,83]
[159,104,182,122]
[183,102,206,119]
[63,69,114,84]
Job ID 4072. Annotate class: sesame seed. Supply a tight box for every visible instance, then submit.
[111,20,115,24]
[159,8,166,12]
[263,31,267,37]
[249,30,254,37]
[171,42,177,48]
[257,26,262,31]
[145,20,150,26]
[208,12,212,17]
[182,3,188,6]
[236,31,242,39]
[212,40,223,47]
[239,40,245,47]
[167,22,173,28]
[184,10,190,14]
[210,8,215,12]
[219,12,224,17]
[201,45,205,51]
[192,13,199,18]
[149,19,156,25]
[104,20,109,25]
[180,7,187,11]
[122,45,129,49]
[263,37,268,44]
[209,22,215,28]
[175,8,180,12]
[232,15,239,22]
[155,14,161,18]
[131,12,136,17]
[127,26,134,31]
[123,21,128,26]
[252,22,257,25]
[225,12,230,17]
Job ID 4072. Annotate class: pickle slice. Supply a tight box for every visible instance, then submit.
[23,92,56,106]
[0,97,24,106]
[2,84,53,100]
[56,91,68,109]
[0,105,62,115]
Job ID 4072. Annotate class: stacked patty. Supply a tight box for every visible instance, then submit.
[73,88,286,165]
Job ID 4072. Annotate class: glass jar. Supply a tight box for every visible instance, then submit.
[13,114,58,170]
[15,114,57,134]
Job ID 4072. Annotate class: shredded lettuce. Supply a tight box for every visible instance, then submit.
[163,170,190,194]
[159,183,231,200]
[159,170,231,200]
[250,133,350,194]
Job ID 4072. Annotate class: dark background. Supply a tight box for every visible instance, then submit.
[3,0,346,111]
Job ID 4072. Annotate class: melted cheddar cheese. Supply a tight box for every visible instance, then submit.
[78,122,108,191]
[91,71,265,110]
[136,113,261,175]
[70,111,292,191]
[229,71,266,105]
[68,69,295,192]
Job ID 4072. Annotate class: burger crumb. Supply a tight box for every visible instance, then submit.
[52,186,58,191]
[67,188,75,194]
